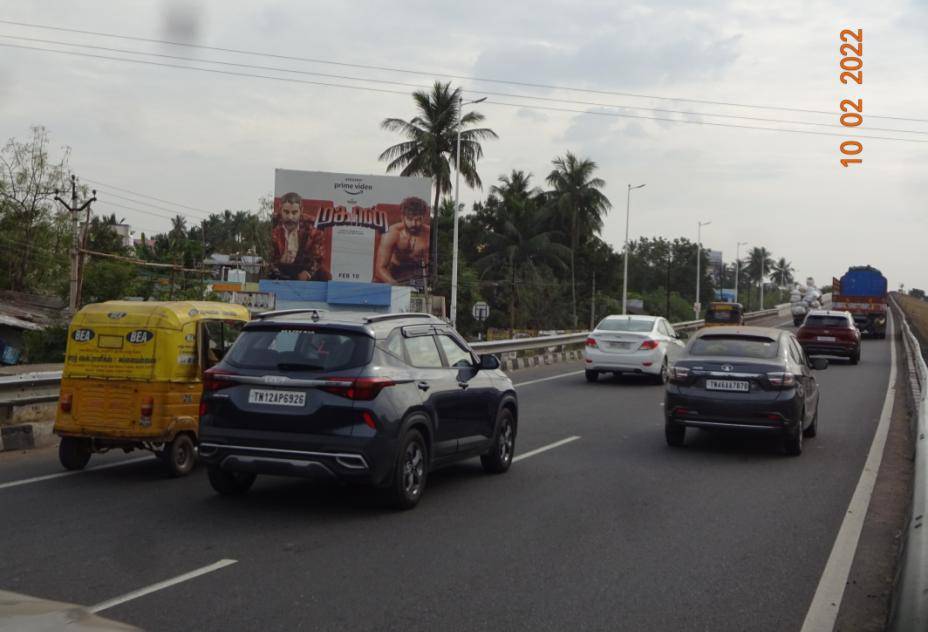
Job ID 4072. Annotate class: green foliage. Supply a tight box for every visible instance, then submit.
[910,288,926,300]
[23,325,68,363]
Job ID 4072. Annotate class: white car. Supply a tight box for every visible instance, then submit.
[583,315,687,384]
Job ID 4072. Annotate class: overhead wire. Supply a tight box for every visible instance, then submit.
[4,33,926,136]
[2,17,926,124]
[2,41,927,144]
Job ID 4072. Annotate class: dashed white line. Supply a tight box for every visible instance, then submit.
[514,436,581,462]
[0,456,153,491]
[513,370,585,388]
[89,558,238,613]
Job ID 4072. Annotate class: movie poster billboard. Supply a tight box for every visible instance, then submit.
[271,169,432,288]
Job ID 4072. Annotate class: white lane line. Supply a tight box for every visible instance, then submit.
[514,436,581,462]
[800,312,897,632]
[0,456,154,491]
[89,558,238,613]
[514,370,585,388]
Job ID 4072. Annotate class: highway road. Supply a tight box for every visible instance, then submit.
[0,318,902,631]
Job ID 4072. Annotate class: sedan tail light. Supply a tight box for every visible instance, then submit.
[323,377,396,401]
[585,337,598,348]
[766,372,796,387]
[638,339,659,350]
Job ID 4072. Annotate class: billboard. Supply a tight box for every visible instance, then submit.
[271,169,432,288]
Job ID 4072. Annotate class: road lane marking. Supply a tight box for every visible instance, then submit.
[514,370,585,388]
[514,436,580,462]
[800,312,896,632]
[0,456,154,491]
[89,558,238,613]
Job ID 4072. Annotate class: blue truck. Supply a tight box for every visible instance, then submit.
[832,266,888,338]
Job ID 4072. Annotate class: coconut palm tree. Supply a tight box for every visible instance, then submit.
[545,153,611,327]
[772,257,795,288]
[379,82,498,287]
[475,182,570,335]
[745,246,774,309]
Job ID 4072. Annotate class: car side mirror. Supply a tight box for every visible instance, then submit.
[478,354,501,370]
[810,357,828,370]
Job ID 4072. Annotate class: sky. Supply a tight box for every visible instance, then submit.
[0,0,926,290]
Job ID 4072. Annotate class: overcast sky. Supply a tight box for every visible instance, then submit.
[1,1,926,290]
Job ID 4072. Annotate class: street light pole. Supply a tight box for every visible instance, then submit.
[695,220,711,319]
[734,241,747,303]
[450,95,487,328]
[622,183,645,315]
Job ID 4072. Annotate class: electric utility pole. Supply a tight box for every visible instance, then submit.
[54,175,96,313]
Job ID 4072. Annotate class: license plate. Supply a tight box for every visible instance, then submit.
[606,341,631,349]
[705,379,750,392]
[248,389,306,407]
[817,336,837,342]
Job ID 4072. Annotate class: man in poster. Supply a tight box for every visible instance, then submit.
[374,196,430,285]
[271,192,330,281]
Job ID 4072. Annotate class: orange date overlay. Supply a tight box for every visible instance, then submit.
[839,29,863,166]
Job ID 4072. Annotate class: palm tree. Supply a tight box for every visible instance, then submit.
[379,81,498,287]
[744,246,774,309]
[772,257,794,288]
[545,153,611,327]
[476,177,570,335]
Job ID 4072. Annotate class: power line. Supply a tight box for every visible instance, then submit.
[4,33,926,136]
[3,41,927,145]
[2,18,926,124]
[83,177,213,215]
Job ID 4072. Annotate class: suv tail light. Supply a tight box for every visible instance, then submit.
[585,337,598,348]
[203,369,235,392]
[670,366,691,382]
[638,339,659,350]
[766,372,796,387]
[323,377,396,401]
[59,393,72,413]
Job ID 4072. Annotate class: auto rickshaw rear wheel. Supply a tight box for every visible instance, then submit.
[163,433,196,477]
[59,437,92,470]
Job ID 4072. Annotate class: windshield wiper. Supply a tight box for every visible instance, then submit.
[276,362,325,371]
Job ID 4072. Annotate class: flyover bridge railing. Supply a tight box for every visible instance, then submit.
[889,298,928,632]
[469,306,783,355]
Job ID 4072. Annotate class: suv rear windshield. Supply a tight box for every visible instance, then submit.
[596,318,654,332]
[690,335,779,359]
[805,315,851,328]
[224,328,373,371]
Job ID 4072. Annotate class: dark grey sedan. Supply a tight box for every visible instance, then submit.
[664,326,827,456]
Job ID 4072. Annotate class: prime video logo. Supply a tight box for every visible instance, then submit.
[334,177,373,196]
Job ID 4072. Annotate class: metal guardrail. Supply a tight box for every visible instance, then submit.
[0,372,62,405]
[889,298,928,632]
[469,307,781,354]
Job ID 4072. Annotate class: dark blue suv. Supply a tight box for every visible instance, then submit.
[198,311,517,509]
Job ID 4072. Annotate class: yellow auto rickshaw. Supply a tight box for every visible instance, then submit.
[704,301,745,327]
[54,301,251,476]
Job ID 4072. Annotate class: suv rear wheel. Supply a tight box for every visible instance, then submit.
[481,408,515,474]
[386,429,428,510]
[208,466,257,495]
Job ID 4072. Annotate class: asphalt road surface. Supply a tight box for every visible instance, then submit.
[0,319,895,631]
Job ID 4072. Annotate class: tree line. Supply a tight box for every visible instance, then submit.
[2,92,800,338]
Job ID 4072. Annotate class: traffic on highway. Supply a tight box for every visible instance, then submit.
[2,4,926,630]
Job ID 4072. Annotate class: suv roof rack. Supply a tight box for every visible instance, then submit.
[255,308,327,322]
[364,312,437,324]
